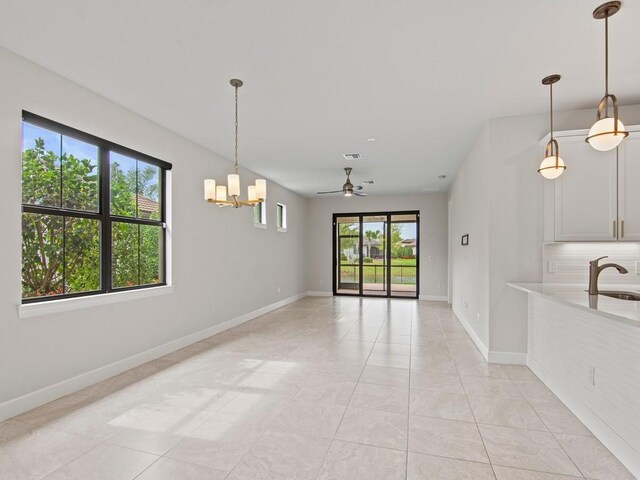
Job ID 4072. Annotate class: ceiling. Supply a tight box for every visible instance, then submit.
[1,0,639,197]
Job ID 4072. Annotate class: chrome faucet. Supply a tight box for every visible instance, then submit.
[588,256,628,295]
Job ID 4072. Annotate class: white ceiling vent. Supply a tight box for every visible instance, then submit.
[343,153,362,160]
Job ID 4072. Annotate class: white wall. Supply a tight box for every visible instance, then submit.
[0,47,309,412]
[448,124,491,349]
[305,193,448,299]
[449,103,640,359]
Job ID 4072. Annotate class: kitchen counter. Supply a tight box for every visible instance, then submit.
[508,282,640,327]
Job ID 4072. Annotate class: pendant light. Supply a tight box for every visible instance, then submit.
[538,74,566,180]
[586,1,628,151]
[204,79,267,208]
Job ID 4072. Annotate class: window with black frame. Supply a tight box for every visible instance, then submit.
[21,112,172,303]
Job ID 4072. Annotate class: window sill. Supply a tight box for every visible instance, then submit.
[18,285,174,319]
[253,222,267,229]
[277,227,287,233]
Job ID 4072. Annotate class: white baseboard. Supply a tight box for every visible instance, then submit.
[529,357,640,478]
[487,351,527,365]
[0,291,308,423]
[307,291,333,297]
[420,295,448,301]
[453,307,489,361]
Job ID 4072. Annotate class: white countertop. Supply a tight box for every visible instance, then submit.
[508,282,640,327]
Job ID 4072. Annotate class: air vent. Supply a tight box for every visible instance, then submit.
[363,180,375,184]
[343,153,362,160]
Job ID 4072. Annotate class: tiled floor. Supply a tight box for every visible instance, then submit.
[0,297,635,479]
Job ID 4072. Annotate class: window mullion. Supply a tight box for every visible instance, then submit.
[101,147,112,293]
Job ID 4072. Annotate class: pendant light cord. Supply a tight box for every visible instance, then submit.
[549,82,554,143]
[604,15,609,116]
[234,84,239,174]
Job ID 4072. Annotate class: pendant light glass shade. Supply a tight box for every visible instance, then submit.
[538,74,566,180]
[586,1,628,152]
[538,155,566,180]
[587,114,627,151]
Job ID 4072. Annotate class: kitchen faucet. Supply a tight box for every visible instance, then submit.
[588,256,629,295]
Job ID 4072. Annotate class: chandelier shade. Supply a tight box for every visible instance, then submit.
[204,79,266,208]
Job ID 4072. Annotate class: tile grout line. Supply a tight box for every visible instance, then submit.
[311,300,388,480]
[404,300,416,479]
[224,300,350,480]
[514,384,588,479]
[442,307,498,480]
[446,306,591,479]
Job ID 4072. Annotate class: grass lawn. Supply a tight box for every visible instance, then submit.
[340,257,417,285]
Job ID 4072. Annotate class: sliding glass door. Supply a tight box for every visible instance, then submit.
[336,216,360,292]
[333,211,419,299]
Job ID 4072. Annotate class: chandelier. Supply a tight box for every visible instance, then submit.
[204,79,266,207]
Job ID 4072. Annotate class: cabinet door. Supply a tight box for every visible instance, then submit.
[554,135,617,241]
[618,131,640,241]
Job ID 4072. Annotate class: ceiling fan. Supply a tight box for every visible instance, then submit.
[317,167,367,197]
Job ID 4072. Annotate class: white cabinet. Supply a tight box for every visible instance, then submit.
[618,132,640,241]
[553,135,617,241]
[549,129,640,242]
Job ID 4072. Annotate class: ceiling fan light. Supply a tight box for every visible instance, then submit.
[538,155,566,180]
[586,117,628,151]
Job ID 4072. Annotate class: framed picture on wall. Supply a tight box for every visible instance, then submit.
[461,234,469,246]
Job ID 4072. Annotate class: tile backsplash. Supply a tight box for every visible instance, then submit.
[543,242,640,286]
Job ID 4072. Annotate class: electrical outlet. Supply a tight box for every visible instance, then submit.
[548,261,557,273]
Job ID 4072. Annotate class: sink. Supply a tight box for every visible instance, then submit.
[599,290,640,301]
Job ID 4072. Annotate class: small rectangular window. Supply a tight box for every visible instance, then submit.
[276,203,287,232]
[21,112,172,303]
[253,201,266,228]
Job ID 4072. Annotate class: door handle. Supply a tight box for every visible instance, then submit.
[613,220,617,239]
[621,220,625,239]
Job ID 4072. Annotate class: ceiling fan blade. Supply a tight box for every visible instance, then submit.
[353,192,368,197]
[353,185,364,191]
[317,190,343,194]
